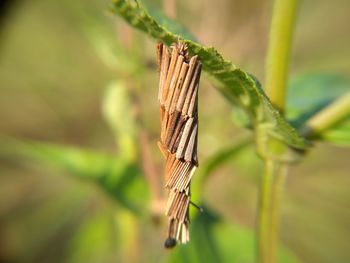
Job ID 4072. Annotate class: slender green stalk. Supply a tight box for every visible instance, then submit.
[258,1,300,262]
[265,0,299,112]
[257,160,274,263]
[301,92,350,138]
[258,160,288,263]
[269,162,288,263]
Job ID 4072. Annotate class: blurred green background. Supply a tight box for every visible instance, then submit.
[0,0,349,262]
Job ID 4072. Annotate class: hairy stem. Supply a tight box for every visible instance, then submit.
[300,92,350,138]
[265,0,299,112]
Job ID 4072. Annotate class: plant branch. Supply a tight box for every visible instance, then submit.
[265,0,299,112]
[300,92,350,138]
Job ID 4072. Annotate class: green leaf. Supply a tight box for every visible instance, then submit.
[1,138,148,214]
[287,73,350,145]
[166,205,301,263]
[110,0,309,150]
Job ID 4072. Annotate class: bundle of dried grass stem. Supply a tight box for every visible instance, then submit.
[156,42,202,248]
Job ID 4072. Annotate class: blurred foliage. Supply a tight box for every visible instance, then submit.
[0,0,349,263]
[287,73,350,145]
[0,138,148,214]
[168,207,300,263]
[1,135,301,263]
[102,81,138,161]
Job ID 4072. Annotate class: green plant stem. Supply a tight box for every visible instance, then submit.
[265,0,299,112]
[258,160,288,263]
[269,162,288,263]
[258,1,299,262]
[257,160,274,263]
[301,92,350,138]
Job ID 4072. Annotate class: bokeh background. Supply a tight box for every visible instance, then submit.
[0,0,349,262]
